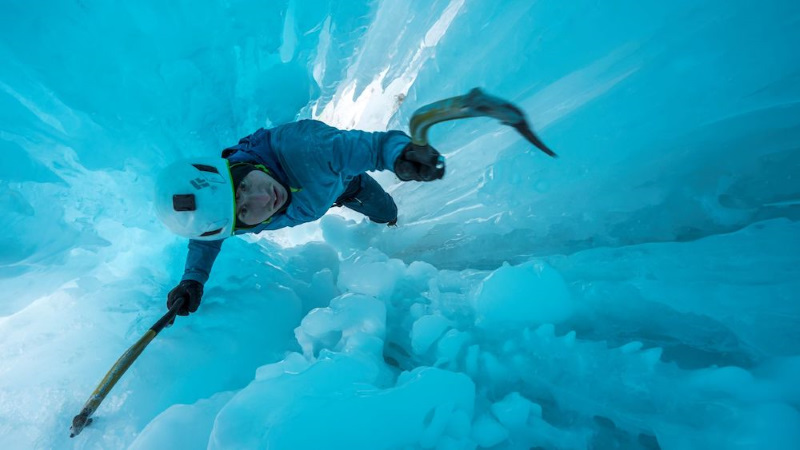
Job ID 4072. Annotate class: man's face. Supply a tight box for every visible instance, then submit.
[235,170,288,226]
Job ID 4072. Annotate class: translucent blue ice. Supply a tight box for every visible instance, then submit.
[1,1,799,448]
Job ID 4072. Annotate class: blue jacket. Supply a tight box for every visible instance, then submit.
[182,119,410,284]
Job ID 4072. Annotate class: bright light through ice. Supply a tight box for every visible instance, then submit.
[313,0,466,131]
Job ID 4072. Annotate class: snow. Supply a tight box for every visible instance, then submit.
[1,0,800,449]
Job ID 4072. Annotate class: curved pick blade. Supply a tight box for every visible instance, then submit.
[409,88,557,157]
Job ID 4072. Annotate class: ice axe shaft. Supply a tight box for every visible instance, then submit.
[409,87,557,157]
[69,297,185,438]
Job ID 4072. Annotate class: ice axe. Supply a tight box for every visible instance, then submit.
[409,87,558,160]
[69,297,185,437]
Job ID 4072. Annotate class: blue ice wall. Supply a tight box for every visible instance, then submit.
[1,1,799,448]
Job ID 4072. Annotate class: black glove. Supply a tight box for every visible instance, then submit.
[394,143,445,181]
[167,280,204,316]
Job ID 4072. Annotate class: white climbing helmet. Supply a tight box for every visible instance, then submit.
[154,157,235,240]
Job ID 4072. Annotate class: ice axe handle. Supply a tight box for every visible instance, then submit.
[69,297,185,437]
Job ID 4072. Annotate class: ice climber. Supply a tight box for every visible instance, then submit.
[154,119,445,318]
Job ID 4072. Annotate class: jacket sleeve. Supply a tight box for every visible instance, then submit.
[275,120,410,178]
[330,125,410,177]
[181,238,224,284]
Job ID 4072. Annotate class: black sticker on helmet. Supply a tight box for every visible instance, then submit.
[192,164,220,174]
[200,228,223,237]
[173,194,197,211]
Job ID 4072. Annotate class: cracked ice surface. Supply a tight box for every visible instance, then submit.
[1,0,799,448]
